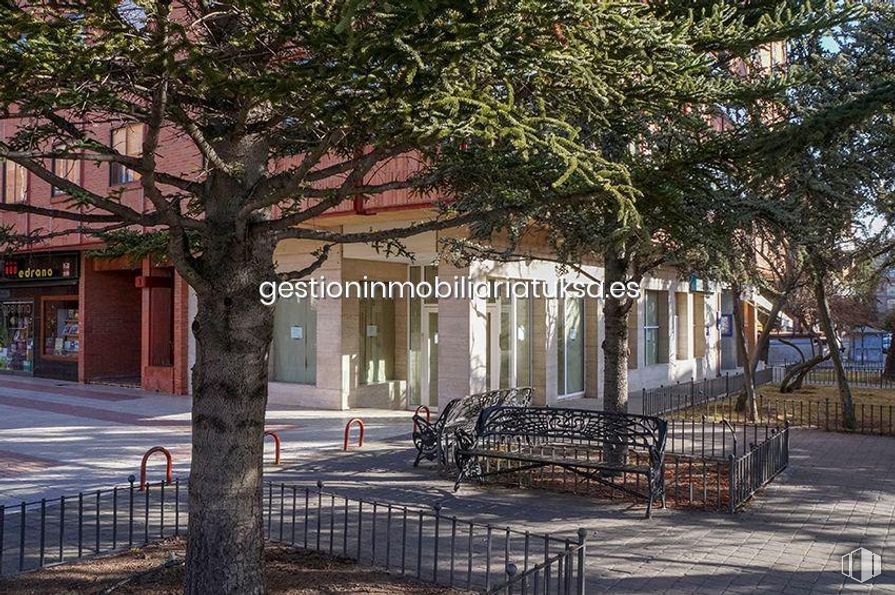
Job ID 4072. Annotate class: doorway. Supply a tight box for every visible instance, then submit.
[420,304,438,407]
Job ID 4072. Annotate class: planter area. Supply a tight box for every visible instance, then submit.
[0,537,460,594]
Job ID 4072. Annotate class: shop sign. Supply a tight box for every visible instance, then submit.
[1,254,79,282]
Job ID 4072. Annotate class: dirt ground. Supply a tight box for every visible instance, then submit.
[670,383,895,427]
[0,538,464,594]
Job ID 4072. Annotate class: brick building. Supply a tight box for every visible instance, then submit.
[0,119,193,392]
[0,63,777,407]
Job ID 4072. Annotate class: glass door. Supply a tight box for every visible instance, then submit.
[420,305,438,407]
[487,295,532,390]
[0,301,34,373]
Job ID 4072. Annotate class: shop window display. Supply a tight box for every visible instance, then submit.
[0,302,33,372]
[42,297,79,360]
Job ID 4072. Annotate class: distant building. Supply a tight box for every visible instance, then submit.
[876,267,895,316]
[847,326,890,365]
[767,333,824,366]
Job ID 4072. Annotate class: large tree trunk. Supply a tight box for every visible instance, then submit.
[779,351,831,393]
[181,144,278,592]
[732,286,758,421]
[812,270,856,430]
[602,247,631,467]
[184,243,276,594]
[184,246,276,594]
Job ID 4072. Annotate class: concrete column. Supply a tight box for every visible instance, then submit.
[316,247,348,409]
[532,296,559,406]
[666,290,675,367]
[584,297,599,398]
[436,263,487,410]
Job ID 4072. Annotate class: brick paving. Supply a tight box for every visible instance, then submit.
[274,430,895,593]
[1,376,894,592]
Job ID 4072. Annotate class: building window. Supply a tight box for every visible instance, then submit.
[486,289,532,390]
[409,265,440,407]
[110,124,143,185]
[644,290,669,366]
[359,298,395,385]
[557,298,584,396]
[41,296,79,361]
[675,292,689,360]
[271,297,316,384]
[693,293,706,358]
[51,153,80,197]
[2,160,28,203]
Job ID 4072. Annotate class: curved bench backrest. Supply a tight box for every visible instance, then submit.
[437,387,535,431]
[475,406,667,453]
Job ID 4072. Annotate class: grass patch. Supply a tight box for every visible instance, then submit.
[670,384,895,432]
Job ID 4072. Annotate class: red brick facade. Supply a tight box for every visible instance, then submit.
[0,118,200,394]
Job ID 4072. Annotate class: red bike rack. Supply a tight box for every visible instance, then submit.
[140,446,172,491]
[413,405,431,432]
[264,430,281,465]
[344,418,365,450]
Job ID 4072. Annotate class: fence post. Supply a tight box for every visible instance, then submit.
[727,454,736,514]
[690,379,695,409]
[577,528,588,595]
[824,398,830,431]
[505,563,518,595]
[725,373,730,397]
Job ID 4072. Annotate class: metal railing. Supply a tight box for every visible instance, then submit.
[727,423,790,512]
[0,477,184,578]
[262,481,586,593]
[665,389,895,436]
[1,478,587,593]
[775,363,895,389]
[664,417,777,460]
[487,530,587,595]
[640,368,774,417]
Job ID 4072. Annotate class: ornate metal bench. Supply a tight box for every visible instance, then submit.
[411,387,533,468]
[453,406,668,518]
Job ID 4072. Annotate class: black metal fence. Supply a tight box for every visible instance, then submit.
[774,363,895,389]
[0,477,185,579]
[727,423,790,512]
[662,419,789,512]
[665,388,895,436]
[640,368,774,417]
[664,417,777,460]
[487,532,586,595]
[1,478,587,594]
[263,481,586,594]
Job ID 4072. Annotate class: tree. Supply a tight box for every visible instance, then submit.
[439,2,857,460]
[0,1,766,591]
[732,0,895,428]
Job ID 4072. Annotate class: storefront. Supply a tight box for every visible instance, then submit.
[0,252,80,381]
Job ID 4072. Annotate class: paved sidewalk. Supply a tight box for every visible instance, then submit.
[0,376,412,502]
[272,430,895,594]
[2,377,894,592]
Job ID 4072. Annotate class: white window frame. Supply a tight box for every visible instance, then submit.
[487,292,533,390]
[557,298,585,398]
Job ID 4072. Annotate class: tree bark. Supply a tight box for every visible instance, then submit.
[183,235,276,594]
[779,350,831,393]
[180,135,279,593]
[602,247,632,467]
[748,290,788,377]
[812,270,857,430]
[732,286,758,421]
